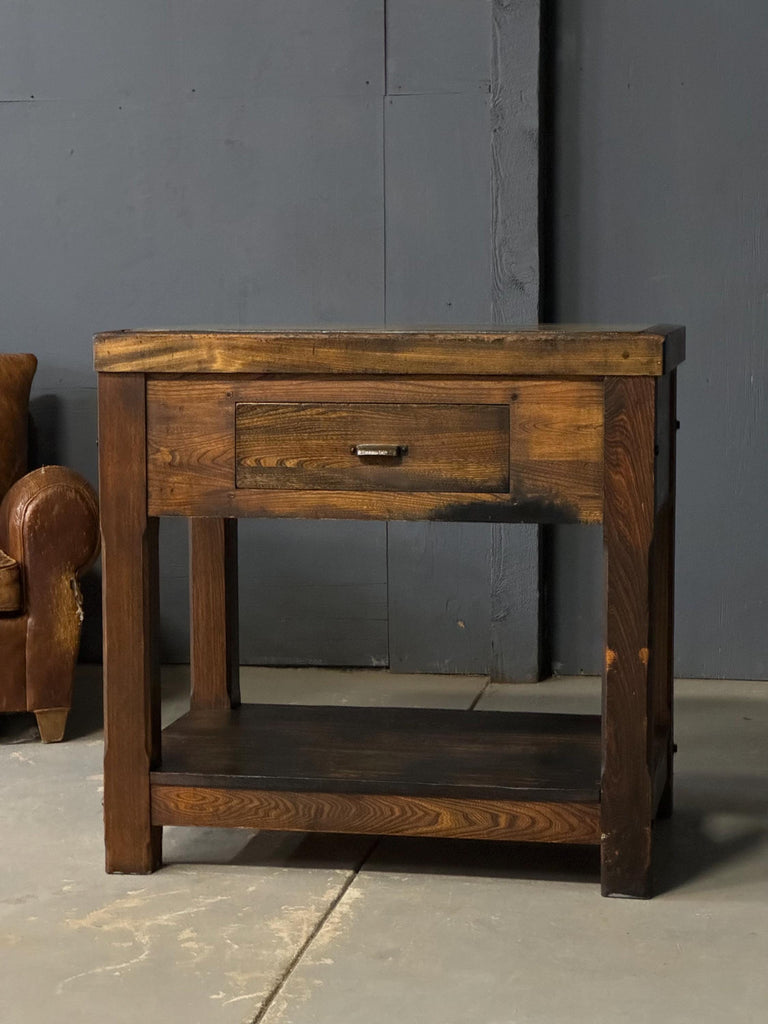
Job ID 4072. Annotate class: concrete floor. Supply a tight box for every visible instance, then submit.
[1,667,766,1024]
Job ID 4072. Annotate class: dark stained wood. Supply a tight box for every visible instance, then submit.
[652,371,677,818]
[189,518,240,710]
[601,376,656,898]
[652,740,670,818]
[151,485,563,523]
[97,327,682,894]
[235,402,509,493]
[509,380,603,522]
[153,704,602,802]
[146,377,602,523]
[151,786,601,845]
[94,326,685,377]
[98,372,162,873]
[643,324,686,375]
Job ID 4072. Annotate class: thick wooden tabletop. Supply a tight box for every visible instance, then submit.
[94,324,684,376]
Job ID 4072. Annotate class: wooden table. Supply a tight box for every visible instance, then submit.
[95,325,683,898]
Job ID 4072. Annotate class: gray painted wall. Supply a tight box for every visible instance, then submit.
[1,1,388,664]
[1,2,541,674]
[549,1,768,678]
[384,0,541,680]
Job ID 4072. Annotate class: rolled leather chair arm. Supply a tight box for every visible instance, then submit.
[0,465,100,712]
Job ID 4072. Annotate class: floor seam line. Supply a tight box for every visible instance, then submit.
[249,839,378,1024]
[468,678,491,711]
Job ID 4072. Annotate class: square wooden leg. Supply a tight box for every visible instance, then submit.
[100,373,162,873]
[189,517,240,710]
[601,377,657,898]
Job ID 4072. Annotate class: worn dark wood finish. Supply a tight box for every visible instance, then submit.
[151,786,601,845]
[645,325,686,376]
[99,372,162,873]
[189,518,240,710]
[509,380,603,522]
[235,402,509,493]
[146,377,601,523]
[653,371,677,818]
[95,326,685,377]
[601,376,657,898]
[151,486,550,523]
[97,326,683,895]
[153,704,602,802]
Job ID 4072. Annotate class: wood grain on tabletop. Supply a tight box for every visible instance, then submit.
[94,325,685,376]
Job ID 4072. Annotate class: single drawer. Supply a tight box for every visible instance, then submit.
[235,403,509,492]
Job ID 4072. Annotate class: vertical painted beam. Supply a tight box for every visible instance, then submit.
[385,0,542,679]
[490,0,542,681]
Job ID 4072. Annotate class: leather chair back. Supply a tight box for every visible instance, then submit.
[0,354,37,497]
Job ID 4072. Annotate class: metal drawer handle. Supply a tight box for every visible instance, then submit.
[350,444,408,458]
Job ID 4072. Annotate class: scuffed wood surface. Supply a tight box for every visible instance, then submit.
[235,402,509,493]
[601,376,656,897]
[153,703,602,802]
[146,377,604,523]
[509,380,604,522]
[95,326,684,376]
[99,372,162,873]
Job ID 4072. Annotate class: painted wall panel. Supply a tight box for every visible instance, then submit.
[551,0,768,678]
[0,6,387,666]
[383,1,541,679]
[0,1,384,100]
[1,1,543,674]
[386,0,491,95]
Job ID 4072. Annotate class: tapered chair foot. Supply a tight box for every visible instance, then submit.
[34,708,69,743]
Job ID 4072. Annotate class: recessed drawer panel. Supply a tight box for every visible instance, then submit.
[235,403,509,492]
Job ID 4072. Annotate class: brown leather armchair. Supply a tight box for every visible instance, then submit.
[0,354,100,741]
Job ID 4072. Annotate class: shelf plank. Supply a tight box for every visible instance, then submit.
[153,704,601,803]
[151,786,601,845]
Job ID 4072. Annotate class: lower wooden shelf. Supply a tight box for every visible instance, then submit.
[150,704,602,845]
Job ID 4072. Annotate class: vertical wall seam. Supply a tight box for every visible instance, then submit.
[383,0,391,666]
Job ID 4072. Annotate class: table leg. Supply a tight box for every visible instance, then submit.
[99,373,162,873]
[601,376,657,898]
[189,518,240,709]
[652,371,677,818]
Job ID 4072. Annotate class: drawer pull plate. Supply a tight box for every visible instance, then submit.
[351,443,408,458]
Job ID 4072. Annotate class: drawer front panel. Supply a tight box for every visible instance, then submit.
[235,403,510,493]
[146,377,604,522]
